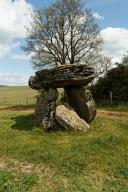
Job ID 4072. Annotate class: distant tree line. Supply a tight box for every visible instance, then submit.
[91,54,128,104]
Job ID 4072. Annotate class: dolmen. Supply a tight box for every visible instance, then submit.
[29,64,96,131]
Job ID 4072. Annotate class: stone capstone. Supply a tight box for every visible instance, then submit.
[29,64,95,89]
[56,105,89,131]
[35,88,59,130]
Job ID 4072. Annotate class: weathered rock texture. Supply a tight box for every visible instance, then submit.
[29,64,95,89]
[35,88,59,129]
[65,87,96,123]
[29,64,96,130]
[56,105,89,131]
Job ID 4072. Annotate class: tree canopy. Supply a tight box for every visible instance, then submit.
[122,52,128,66]
[25,0,110,75]
[91,59,128,103]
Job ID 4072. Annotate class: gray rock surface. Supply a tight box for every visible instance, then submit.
[65,87,96,124]
[56,105,89,131]
[29,64,96,130]
[35,88,59,129]
[29,64,95,89]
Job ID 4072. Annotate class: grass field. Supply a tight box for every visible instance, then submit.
[97,103,128,112]
[0,87,128,191]
[0,86,128,112]
[0,86,38,107]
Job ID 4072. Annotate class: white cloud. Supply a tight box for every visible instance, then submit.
[0,44,11,58]
[0,73,28,86]
[93,12,104,20]
[78,13,87,24]
[10,53,32,61]
[0,0,33,59]
[79,12,104,24]
[0,0,33,43]
[101,27,128,63]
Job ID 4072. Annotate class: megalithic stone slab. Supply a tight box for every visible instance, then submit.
[56,105,90,131]
[29,64,95,89]
[64,87,96,124]
[29,64,96,129]
[35,88,59,129]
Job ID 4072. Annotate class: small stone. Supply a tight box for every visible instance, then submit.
[29,64,95,89]
[56,105,89,131]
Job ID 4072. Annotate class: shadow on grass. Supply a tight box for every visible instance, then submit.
[11,112,75,133]
[11,114,37,131]
[11,113,65,133]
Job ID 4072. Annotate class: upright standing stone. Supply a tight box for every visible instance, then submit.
[35,88,59,130]
[65,87,96,124]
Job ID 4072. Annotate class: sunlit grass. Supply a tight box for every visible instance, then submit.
[97,103,128,112]
[0,86,127,191]
[0,86,38,106]
[0,109,127,191]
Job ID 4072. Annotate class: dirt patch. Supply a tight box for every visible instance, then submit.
[0,106,128,119]
[0,106,34,113]
[0,159,7,170]
[97,110,128,119]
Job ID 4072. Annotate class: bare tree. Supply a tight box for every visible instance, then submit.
[25,0,110,75]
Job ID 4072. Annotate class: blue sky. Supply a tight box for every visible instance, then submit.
[0,0,128,85]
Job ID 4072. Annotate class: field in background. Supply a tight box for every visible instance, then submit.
[0,86,38,107]
[97,103,128,112]
[0,86,128,112]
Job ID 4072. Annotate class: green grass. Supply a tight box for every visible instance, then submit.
[0,171,38,192]
[0,109,128,191]
[97,103,128,112]
[0,86,127,191]
[0,86,38,107]
[0,86,128,112]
